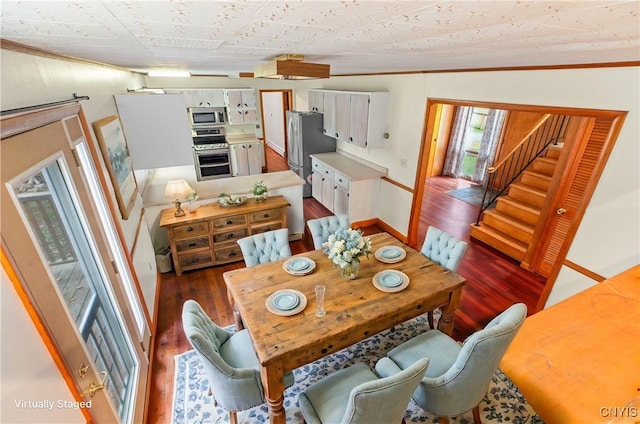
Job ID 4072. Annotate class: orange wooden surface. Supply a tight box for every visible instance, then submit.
[224,232,466,424]
[501,265,640,423]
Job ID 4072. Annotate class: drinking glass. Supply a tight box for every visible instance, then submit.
[315,284,326,317]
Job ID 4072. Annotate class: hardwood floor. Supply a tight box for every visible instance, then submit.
[145,148,546,423]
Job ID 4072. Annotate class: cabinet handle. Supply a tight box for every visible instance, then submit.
[227,234,235,239]
[349,137,353,142]
[335,133,339,138]
[187,227,194,232]
[226,220,233,225]
[229,252,237,257]
[263,213,270,218]
[188,243,196,247]
[334,185,337,189]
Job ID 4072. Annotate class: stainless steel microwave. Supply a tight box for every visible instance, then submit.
[188,107,226,127]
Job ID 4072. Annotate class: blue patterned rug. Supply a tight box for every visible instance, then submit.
[172,315,542,423]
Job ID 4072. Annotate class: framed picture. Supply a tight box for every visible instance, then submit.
[92,116,138,220]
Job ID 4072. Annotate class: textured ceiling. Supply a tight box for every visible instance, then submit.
[1,0,639,76]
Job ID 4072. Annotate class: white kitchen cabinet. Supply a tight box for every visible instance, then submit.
[310,153,386,222]
[309,89,389,148]
[321,91,336,138]
[180,89,226,107]
[225,89,258,125]
[230,141,262,176]
[308,89,324,113]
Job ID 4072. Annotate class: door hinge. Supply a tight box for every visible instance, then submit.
[111,260,119,274]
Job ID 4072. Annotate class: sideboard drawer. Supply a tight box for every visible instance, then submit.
[250,208,282,224]
[212,214,247,229]
[173,222,209,239]
[213,228,248,244]
[215,246,243,263]
[178,251,212,268]
[175,236,210,252]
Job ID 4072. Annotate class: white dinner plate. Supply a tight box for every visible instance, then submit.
[374,246,407,264]
[265,289,308,316]
[282,257,316,275]
[372,270,410,293]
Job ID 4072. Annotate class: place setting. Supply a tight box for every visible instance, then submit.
[265,289,308,316]
[374,245,406,264]
[282,256,316,276]
[372,269,410,293]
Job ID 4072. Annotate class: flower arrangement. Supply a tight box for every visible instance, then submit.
[322,227,372,269]
[252,180,269,202]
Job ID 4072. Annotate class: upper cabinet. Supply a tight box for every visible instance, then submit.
[309,89,389,148]
[165,89,226,107]
[225,89,258,125]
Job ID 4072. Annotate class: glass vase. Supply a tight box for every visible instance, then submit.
[254,191,268,202]
[340,259,360,280]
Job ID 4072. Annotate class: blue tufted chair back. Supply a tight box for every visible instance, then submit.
[307,215,350,249]
[420,226,468,272]
[237,228,292,267]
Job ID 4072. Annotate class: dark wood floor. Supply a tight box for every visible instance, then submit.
[145,148,546,423]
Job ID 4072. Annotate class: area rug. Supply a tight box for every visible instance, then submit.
[172,315,542,423]
[446,186,497,208]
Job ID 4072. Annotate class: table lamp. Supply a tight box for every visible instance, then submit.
[165,179,193,217]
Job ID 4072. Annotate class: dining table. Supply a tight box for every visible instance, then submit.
[223,232,467,424]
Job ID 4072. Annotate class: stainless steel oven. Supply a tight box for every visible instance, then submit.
[192,127,232,181]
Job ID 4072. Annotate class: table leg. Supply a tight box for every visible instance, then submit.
[438,287,462,336]
[226,288,244,330]
[260,362,286,424]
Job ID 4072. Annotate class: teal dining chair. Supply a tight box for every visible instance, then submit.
[378,303,527,424]
[182,300,295,424]
[420,226,469,328]
[236,228,291,267]
[298,357,430,424]
[306,214,350,249]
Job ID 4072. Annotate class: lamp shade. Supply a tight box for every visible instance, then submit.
[165,180,193,201]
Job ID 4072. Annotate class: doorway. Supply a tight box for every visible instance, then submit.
[260,89,292,160]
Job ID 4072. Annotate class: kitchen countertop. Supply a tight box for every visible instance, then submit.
[310,152,387,180]
[225,134,260,144]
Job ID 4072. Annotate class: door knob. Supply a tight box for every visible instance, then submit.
[89,371,108,397]
[556,208,567,215]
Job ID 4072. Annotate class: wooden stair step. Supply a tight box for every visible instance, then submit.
[482,209,534,243]
[521,170,552,191]
[545,144,563,159]
[531,157,557,176]
[496,196,541,226]
[469,224,527,261]
[508,183,547,208]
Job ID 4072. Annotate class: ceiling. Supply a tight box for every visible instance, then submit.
[1,1,639,76]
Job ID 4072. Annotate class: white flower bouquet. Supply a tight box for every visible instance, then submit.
[322,227,372,268]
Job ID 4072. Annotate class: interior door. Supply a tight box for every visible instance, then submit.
[1,106,147,423]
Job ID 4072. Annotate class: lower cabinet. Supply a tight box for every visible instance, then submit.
[311,157,381,222]
[160,196,289,275]
[230,141,263,176]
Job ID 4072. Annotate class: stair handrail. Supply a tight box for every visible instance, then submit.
[475,114,570,225]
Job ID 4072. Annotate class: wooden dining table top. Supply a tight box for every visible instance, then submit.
[223,232,467,370]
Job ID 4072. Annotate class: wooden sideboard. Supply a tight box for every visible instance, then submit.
[159,195,289,275]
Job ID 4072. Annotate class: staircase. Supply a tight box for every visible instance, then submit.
[469,145,561,261]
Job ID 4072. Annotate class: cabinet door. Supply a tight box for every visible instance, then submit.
[246,142,262,174]
[334,171,350,215]
[322,91,336,137]
[349,93,370,147]
[309,90,324,113]
[230,144,249,176]
[321,168,334,211]
[243,109,258,124]
[241,90,257,109]
[227,109,246,125]
[335,93,351,142]
[311,160,323,202]
[226,90,244,108]
[202,89,226,107]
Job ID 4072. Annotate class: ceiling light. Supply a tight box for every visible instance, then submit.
[254,54,330,80]
[147,70,191,78]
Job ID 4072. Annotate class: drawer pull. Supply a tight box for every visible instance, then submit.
[229,252,237,257]
[227,234,236,239]
[188,243,196,247]
[263,213,270,218]
[226,220,233,225]
[187,227,194,232]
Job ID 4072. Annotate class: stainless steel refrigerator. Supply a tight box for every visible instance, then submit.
[287,111,336,197]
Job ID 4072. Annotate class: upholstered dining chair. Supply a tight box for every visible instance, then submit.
[306,214,350,249]
[298,357,430,424]
[236,228,292,267]
[378,303,527,424]
[182,300,295,424]
[420,226,469,328]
